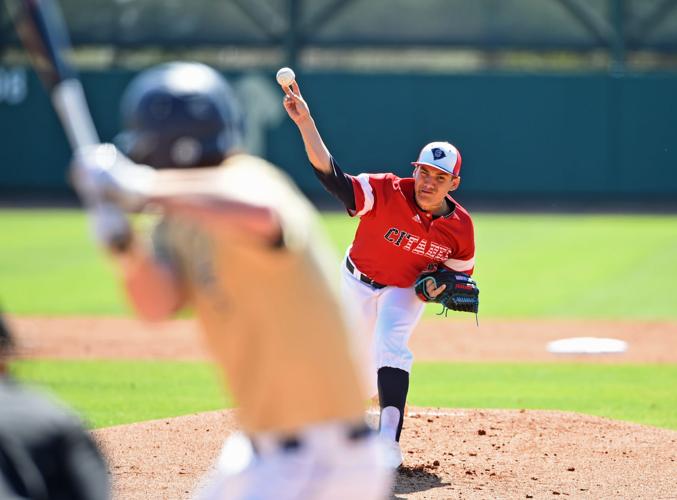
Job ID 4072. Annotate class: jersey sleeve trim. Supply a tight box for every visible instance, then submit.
[353,173,375,217]
[443,256,475,273]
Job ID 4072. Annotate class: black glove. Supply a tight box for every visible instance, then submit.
[414,268,479,314]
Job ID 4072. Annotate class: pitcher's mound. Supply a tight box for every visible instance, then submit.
[94,407,677,499]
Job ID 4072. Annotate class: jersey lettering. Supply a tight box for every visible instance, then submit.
[384,227,399,242]
[402,235,420,251]
[424,242,442,259]
[412,238,427,255]
[382,227,453,261]
[436,245,451,261]
[426,242,452,261]
[395,231,409,246]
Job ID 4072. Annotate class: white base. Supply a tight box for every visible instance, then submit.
[547,337,628,354]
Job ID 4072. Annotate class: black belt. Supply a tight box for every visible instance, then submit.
[345,258,387,289]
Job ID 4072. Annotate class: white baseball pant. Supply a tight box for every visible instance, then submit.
[341,253,425,396]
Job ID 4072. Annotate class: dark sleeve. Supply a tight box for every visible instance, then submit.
[58,427,110,500]
[0,432,46,499]
[0,384,110,500]
[312,157,356,211]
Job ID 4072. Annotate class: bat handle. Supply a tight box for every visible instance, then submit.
[51,78,99,149]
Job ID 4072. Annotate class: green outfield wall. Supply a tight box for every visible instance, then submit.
[1,68,676,202]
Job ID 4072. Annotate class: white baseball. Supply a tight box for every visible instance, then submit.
[276,67,295,87]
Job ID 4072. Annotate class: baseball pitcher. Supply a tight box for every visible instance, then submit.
[71,63,392,499]
[282,79,479,468]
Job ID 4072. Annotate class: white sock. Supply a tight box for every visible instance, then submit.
[379,406,400,442]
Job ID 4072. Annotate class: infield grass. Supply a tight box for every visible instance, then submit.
[411,362,677,430]
[2,209,677,319]
[10,360,677,431]
[11,360,228,428]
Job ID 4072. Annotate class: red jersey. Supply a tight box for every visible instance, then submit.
[347,173,475,287]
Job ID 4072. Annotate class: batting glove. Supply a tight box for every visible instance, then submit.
[70,144,155,252]
[88,201,133,253]
[71,143,156,212]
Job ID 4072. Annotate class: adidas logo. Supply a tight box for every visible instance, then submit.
[412,214,422,223]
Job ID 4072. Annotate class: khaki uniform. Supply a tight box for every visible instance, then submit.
[151,154,365,433]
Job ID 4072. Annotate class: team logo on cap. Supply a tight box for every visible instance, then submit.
[432,148,446,160]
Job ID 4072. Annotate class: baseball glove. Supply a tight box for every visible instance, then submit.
[414,268,479,315]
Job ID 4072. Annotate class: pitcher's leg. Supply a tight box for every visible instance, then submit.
[373,286,425,467]
[377,367,409,442]
[341,267,380,396]
[373,286,424,375]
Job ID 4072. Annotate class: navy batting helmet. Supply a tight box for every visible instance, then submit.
[117,62,243,169]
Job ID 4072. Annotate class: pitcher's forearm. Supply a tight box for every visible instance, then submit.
[296,117,332,174]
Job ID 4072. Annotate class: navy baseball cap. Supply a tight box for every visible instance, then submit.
[412,141,462,176]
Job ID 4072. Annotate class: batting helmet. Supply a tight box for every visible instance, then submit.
[117,62,243,169]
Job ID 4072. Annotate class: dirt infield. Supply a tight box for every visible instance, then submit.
[8,315,677,499]
[92,408,677,500]
[11,316,677,363]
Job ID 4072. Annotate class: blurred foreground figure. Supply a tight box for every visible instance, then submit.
[0,314,110,500]
[70,62,392,499]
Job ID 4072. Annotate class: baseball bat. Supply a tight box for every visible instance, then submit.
[5,0,137,251]
[5,0,99,149]
[6,1,224,200]
[6,1,279,245]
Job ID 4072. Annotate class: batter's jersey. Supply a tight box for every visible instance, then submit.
[348,173,475,287]
[150,154,365,434]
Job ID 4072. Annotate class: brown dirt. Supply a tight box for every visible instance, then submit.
[8,315,677,499]
[93,408,677,500]
[9,317,209,361]
[10,316,677,363]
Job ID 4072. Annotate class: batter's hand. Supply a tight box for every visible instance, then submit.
[425,280,446,299]
[71,144,156,212]
[282,81,310,125]
[88,201,133,253]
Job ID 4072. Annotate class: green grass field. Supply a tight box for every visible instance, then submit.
[2,209,677,318]
[12,360,228,428]
[2,209,676,431]
[11,360,677,430]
